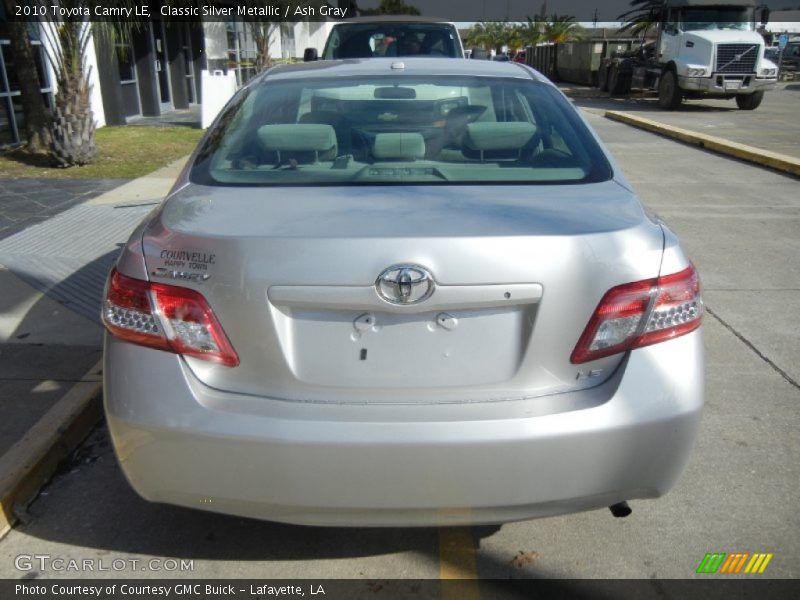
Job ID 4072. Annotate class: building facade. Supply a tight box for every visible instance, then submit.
[0,19,333,145]
[0,22,54,145]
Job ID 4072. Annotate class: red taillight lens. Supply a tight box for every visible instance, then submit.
[150,282,240,367]
[103,269,171,352]
[570,264,703,364]
[102,268,239,367]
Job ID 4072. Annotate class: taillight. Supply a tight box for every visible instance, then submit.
[571,264,703,364]
[102,268,239,367]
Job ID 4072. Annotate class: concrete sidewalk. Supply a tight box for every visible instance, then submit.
[0,159,186,536]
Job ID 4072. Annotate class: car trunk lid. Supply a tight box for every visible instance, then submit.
[141,181,664,404]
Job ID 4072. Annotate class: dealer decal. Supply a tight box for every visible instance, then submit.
[151,248,217,283]
[159,249,216,271]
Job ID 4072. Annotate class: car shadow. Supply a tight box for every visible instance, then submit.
[0,257,108,456]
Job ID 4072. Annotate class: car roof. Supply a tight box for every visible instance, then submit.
[333,16,456,24]
[258,57,551,85]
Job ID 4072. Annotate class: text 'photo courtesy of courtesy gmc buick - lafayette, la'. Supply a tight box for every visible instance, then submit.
[102,58,704,527]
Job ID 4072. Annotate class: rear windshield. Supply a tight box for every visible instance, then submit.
[323,23,461,59]
[191,74,612,187]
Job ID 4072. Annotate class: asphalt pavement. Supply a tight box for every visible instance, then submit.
[572,80,800,161]
[0,108,797,582]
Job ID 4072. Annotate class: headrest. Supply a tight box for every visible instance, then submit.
[373,133,426,160]
[258,124,337,154]
[463,122,537,152]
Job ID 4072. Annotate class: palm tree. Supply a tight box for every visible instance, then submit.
[40,18,96,166]
[617,0,662,36]
[245,1,325,71]
[466,22,512,55]
[543,14,583,43]
[516,16,546,48]
[506,25,524,54]
[30,1,143,166]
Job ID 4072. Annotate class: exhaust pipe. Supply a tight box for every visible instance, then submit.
[609,501,632,518]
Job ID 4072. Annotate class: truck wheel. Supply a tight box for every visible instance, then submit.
[598,64,609,92]
[609,65,625,96]
[658,70,682,110]
[735,91,764,110]
[620,73,632,94]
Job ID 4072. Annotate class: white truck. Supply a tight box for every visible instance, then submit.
[599,0,778,109]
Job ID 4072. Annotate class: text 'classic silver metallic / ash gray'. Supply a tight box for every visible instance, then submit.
[102,58,704,527]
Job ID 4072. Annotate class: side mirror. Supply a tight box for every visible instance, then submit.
[303,48,318,62]
[760,8,770,26]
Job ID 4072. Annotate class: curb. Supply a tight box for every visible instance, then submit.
[604,110,800,178]
[0,360,103,539]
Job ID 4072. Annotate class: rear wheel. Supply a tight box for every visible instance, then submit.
[735,91,764,110]
[598,64,609,92]
[608,65,631,96]
[608,65,627,96]
[658,70,682,110]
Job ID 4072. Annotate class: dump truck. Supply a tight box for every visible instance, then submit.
[597,0,778,109]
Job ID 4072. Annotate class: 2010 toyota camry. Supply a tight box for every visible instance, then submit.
[102,58,704,527]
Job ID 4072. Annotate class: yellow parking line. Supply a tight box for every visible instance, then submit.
[438,527,480,600]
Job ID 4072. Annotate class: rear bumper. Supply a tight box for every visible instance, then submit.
[679,73,777,94]
[103,330,704,527]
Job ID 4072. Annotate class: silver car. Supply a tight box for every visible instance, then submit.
[102,58,704,527]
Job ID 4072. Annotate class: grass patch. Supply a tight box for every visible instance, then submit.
[0,126,204,179]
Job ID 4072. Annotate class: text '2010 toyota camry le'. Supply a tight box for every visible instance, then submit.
[102,58,704,527]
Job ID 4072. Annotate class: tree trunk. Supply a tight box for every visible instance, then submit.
[0,1,52,151]
[250,23,273,72]
[49,86,96,167]
[49,22,97,167]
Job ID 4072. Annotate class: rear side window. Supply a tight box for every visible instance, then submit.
[191,75,612,187]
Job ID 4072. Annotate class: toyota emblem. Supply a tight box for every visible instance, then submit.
[375,264,435,305]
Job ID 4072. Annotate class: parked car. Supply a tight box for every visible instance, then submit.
[304,16,464,61]
[103,58,704,527]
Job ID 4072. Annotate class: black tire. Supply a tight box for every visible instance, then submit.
[658,70,682,110]
[608,64,625,96]
[619,72,632,95]
[598,64,609,92]
[735,91,764,110]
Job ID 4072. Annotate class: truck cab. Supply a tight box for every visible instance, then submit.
[602,0,777,110]
[656,0,777,108]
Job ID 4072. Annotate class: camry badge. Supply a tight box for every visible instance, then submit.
[375,264,435,305]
